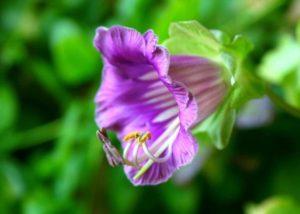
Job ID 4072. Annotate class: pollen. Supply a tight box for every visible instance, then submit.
[122,131,153,168]
[138,132,152,143]
[123,131,141,142]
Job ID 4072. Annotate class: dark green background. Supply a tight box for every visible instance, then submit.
[1,0,300,213]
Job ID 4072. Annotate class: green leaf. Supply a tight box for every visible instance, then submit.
[193,100,236,149]
[270,156,300,201]
[53,102,82,166]
[245,196,300,214]
[54,151,83,200]
[224,0,285,32]
[0,39,26,71]
[22,190,58,214]
[30,60,70,105]
[259,28,300,110]
[296,21,300,42]
[0,161,25,201]
[152,0,201,40]
[161,182,200,213]
[107,167,140,214]
[259,35,300,84]
[0,120,61,152]
[0,84,18,133]
[282,71,300,107]
[50,20,99,85]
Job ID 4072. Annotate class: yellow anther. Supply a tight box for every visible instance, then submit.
[138,132,152,143]
[123,131,141,142]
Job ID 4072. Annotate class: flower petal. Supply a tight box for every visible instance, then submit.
[169,55,227,123]
[143,30,158,55]
[124,127,198,186]
[94,26,147,67]
[94,26,199,185]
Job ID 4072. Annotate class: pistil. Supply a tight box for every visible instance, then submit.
[96,128,124,167]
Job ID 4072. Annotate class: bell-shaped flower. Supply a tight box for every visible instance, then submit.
[93,24,229,185]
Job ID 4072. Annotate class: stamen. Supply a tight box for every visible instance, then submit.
[123,131,141,142]
[122,139,137,167]
[138,132,152,143]
[122,130,174,169]
[142,143,173,163]
[133,124,180,180]
[100,124,179,177]
[132,143,141,168]
[137,118,180,163]
[123,141,132,160]
[123,132,151,168]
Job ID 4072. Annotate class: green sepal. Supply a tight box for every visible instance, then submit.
[164,20,263,102]
[192,96,236,150]
[163,21,221,59]
[164,20,262,148]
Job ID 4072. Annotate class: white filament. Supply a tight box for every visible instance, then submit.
[150,118,179,151]
[142,142,173,163]
[132,143,141,168]
[123,142,132,160]
[134,126,180,180]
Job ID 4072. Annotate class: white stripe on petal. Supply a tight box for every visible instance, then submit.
[182,73,218,85]
[148,81,164,90]
[150,118,179,151]
[143,87,168,99]
[156,100,176,108]
[139,72,157,81]
[145,94,173,105]
[152,107,178,123]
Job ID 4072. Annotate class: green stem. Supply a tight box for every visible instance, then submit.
[1,120,61,152]
[266,85,300,118]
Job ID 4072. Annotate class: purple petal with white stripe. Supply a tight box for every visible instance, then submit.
[94,26,226,185]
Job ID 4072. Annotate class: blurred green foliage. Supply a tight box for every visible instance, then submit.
[259,22,300,108]
[246,196,300,214]
[0,0,300,213]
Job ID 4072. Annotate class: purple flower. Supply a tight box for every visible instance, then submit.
[94,26,227,186]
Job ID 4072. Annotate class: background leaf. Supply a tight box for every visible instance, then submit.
[50,20,99,85]
[246,196,300,214]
